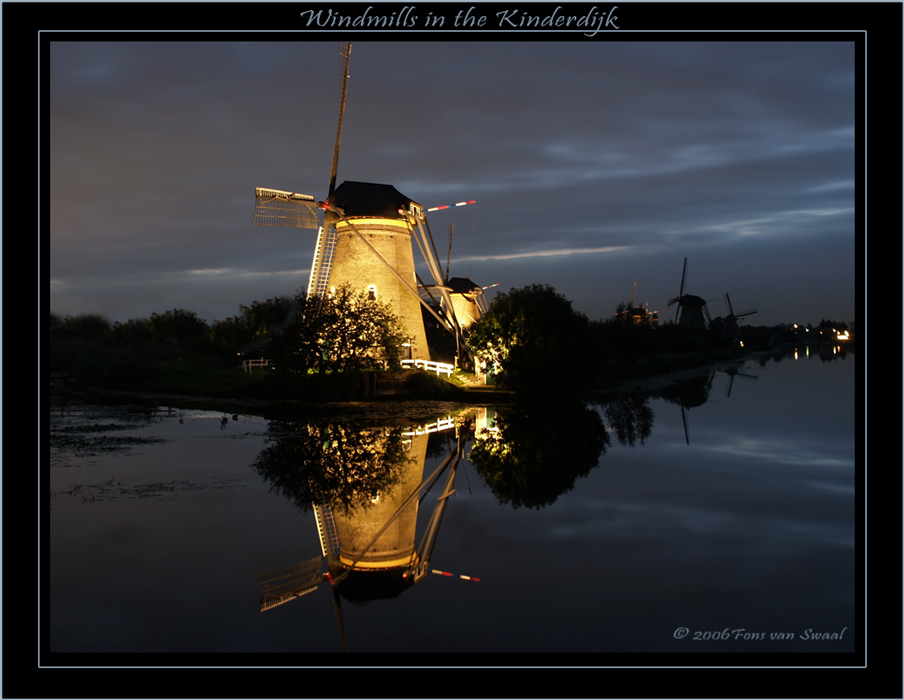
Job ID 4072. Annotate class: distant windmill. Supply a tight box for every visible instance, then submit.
[255,419,477,652]
[251,42,470,361]
[708,294,757,341]
[667,258,710,331]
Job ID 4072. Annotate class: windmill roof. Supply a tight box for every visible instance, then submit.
[446,277,481,294]
[336,568,414,602]
[330,181,418,220]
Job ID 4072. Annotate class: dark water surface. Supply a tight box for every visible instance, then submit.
[47,350,857,659]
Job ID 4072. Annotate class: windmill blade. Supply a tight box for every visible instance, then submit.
[253,188,320,229]
[679,257,688,297]
[445,224,454,283]
[410,209,461,337]
[725,293,735,316]
[680,405,690,445]
[426,200,476,213]
[332,588,348,652]
[327,42,352,199]
[256,556,325,612]
[429,569,480,582]
[736,309,757,318]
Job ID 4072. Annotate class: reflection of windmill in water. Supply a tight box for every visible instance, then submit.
[252,43,473,361]
[719,363,758,398]
[654,371,716,445]
[256,417,477,651]
[667,258,711,331]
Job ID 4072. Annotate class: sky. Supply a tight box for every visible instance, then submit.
[48,39,857,328]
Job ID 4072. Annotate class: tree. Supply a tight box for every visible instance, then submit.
[271,284,407,376]
[252,421,410,515]
[147,308,209,347]
[468,400,610,509]
[465,283,591,394]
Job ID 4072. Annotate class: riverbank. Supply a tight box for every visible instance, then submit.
[49,352,771,422]
[593,351,773,397]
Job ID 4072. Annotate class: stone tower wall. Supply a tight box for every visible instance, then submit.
[329,217,431,361]
[332,432,429,569]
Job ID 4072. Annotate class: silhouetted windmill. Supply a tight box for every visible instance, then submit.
[251,42,467,361]
[667,258,710,331]
[709,293,757,341]
[255,420,477,651]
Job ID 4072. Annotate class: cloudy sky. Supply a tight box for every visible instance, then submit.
[48,38,857,327]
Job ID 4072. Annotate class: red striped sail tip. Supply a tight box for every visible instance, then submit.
[426,200,477,212]
[430,569,480,581]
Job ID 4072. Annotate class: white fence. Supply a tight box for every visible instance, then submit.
[403,416,456,437]
[240,357,455,377]
[401,358,454,376]
[241,358,272,374]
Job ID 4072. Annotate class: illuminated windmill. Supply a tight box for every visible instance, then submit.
[667,258,710,331]
[423,223,490,330]
[255,418,477,652]
[252,42,469,361]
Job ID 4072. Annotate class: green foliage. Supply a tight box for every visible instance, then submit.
[111,317,154,345]
[240,297,294,338]
[401,370,465,399]
[597,396,655,447]
[147,308,209,346]
[465,284,591,395]
[52,313,112,339]
[271,284,407,377]
[468,400,610,509]
[252,422,410,514]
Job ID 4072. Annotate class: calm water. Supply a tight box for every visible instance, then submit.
[46,349,857,660]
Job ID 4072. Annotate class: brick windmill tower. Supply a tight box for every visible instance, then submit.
[252,43,463,361]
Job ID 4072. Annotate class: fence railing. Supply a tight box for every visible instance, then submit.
[403,416,456,437]
[401,358,454,376]
[241,358,272,374]
[240,357,454,377]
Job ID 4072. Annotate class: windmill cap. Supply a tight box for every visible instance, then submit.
[329,181,419,220]
[446,277,481,294]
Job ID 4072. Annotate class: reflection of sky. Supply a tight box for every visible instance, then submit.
[48,354,856,655]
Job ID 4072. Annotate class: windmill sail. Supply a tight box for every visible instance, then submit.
[314,503,341,560]
[253,188,320,229]
[257,556,324,612]
[307,226,339,296]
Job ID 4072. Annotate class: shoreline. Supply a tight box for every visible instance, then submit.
[50,353,769,421]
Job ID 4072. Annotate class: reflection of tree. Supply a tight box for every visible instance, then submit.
[252,422,410,515]
[468,401,610,509]
[598,396,655,447]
